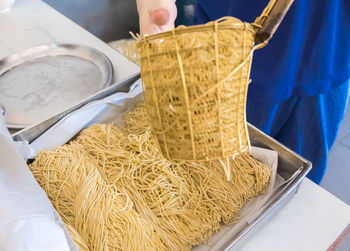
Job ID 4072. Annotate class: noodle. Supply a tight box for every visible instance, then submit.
[30,102,271,250]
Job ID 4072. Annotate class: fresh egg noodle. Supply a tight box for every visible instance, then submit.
[30,102,271,250]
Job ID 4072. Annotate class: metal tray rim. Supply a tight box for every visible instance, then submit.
[224,161,311,250]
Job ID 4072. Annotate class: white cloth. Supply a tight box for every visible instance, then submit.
[0,112,76,251]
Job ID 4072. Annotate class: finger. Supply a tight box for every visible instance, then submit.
[151,9,170,26]
[137,0,177,37]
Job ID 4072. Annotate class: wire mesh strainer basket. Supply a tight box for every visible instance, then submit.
[136,0,292,161]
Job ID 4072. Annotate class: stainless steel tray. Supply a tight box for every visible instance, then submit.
[0,44,113,129]
[12,74,311,250]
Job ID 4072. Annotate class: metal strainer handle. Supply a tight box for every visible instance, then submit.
[253,0,295,43]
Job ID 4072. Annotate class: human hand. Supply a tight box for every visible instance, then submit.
[136,0,177,37]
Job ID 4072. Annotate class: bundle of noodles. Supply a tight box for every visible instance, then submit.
[30,101,271,250]
[31,143,166,251]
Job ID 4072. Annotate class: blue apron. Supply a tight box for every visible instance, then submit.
[194,0,350,183]
[194,0,350,102]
